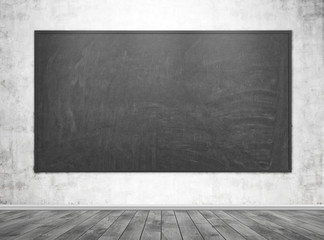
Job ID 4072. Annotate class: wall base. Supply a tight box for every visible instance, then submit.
[0,205,324,210]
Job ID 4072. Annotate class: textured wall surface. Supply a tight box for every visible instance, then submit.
[0,0,323,205]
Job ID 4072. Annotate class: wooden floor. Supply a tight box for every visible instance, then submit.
[0,210,324,240]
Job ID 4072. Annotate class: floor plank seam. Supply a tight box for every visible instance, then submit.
[186,211,207,240]
[211,211,249,240]
[75,210,112,240]
[138,211,149,240]
[116,211,137,240]
[98,210,125,240]
[270,210,324,239]
[52,211,100,240]
[98,210,126,240]
[11,210,74,240]
[226,211,290,240]
[242,210,309,240]
[161,212,164,240]
[47,211,89,239]
[173,210,184,240]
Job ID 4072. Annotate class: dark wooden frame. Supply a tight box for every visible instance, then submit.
[34,30,292,173]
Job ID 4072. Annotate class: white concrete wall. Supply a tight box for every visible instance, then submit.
[0,0,323,205]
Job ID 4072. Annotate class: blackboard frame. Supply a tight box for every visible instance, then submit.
[34,30,292,173]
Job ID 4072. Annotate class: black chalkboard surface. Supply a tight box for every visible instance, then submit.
[35,31,291,172]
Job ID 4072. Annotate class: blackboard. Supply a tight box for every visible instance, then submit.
[35,31,291,172]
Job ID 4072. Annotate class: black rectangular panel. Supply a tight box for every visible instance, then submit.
[35,31,291,172]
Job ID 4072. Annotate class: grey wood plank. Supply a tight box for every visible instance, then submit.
[1,210,72,240]
[0,210,59,237]
[0,211,27,222]
[280,210,324,229]
[0,211,11,216]
[55,210,111,240]
[13,211,87,240]
[187,210,224,240]
[175,210,203,240]
[78,210,124,240]
[252,211,324,240]
[0,211,30,224]
[161,210,182,240]
[34,210,99,240]
[0,211,15,221]
[0,211,21,216]
[295,211,324,224]
[225,210,289,240]
[240,210,311,240]
[300,210,324,218]
[272,210,324,235]
[141,210,161,240]
[98,210,137,240]
[200,210,246,240]
[1,209,323,240]
[213,210,266,240]
[119,210,148,240]
[0,211,48,229]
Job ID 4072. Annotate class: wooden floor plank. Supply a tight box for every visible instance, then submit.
[78,210,124,240]
[0,210,323,239]
[213,210,266,240]
[0,211,29,223]
[161,210,182,240]
[0,211,48,229]
[272,210,324,235]
[0,211,15,221]
[240,210,311,240]
[13,211,87,240]
[141,210,161,240]
[253,211,324,240]
[187,210,224,240]
[200,210,246,240]
[292,211,324,225]
[98,210,137,240]
[300,210,324,218]
[279,210,324,231]
[33,211,99,240]
[225,210,290,240]
[55,210,111,240]
[0,211,11,216]
[0,211,59,237]
[175,210,204,240]
[0,211,21,216]
[1,210,72,240]
[119,210,148,240]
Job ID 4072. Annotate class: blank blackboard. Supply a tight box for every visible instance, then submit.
[35,31,291,172]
